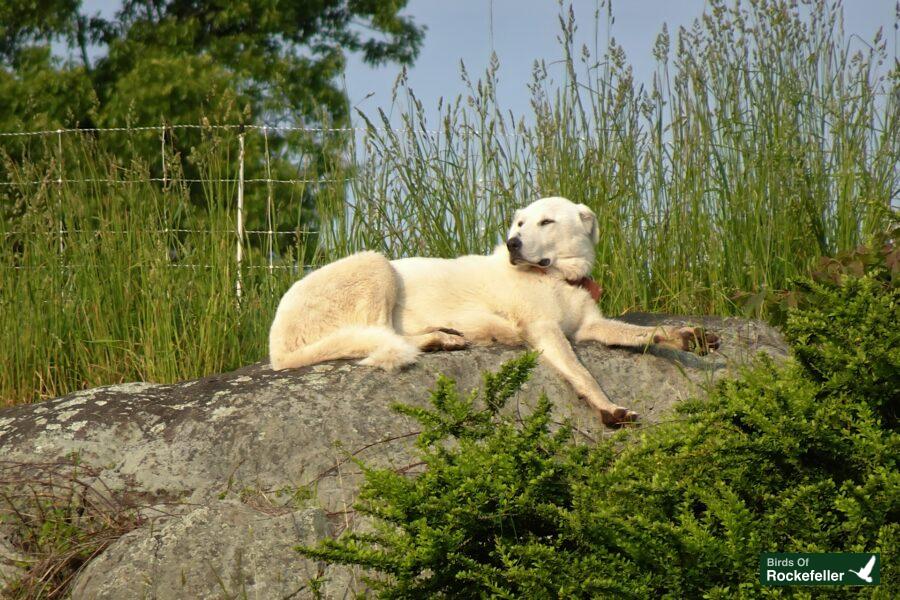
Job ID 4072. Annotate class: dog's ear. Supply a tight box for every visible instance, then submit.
[577,204,599,244]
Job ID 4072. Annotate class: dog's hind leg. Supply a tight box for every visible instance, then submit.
[437,313,523,347]
[270,251,421,371]
[278,325,465,371]
[274,325,420,372]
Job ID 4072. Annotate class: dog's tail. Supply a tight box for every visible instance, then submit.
[270,326,419,372]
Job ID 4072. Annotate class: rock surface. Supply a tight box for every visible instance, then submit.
[69,503,332,600]
[0,314,787,598]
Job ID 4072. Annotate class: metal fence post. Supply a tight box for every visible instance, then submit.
[160,123,168,254]
[235,130,245,301]
[160,123,167,188]
[262,126,276,276]
[56,129,64,259]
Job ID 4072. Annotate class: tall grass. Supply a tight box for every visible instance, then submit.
[2,0,898,406]
[0,130,332,405]
[328,0,898,312]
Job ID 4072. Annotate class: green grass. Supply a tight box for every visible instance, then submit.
[0,129,328,405]
[330,1,898,312]
[1,0,898,406]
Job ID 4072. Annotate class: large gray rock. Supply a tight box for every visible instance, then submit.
[0,314,787,598]
[70,503,330,600]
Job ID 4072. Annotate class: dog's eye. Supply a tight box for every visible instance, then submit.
[539,219,554,226]
[517,221,524,227]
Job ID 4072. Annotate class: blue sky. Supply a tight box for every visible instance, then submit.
[79,0,897,127]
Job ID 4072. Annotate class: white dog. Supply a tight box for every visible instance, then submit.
[269,196,718,426]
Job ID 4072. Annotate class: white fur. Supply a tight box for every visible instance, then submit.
[269,196,703,425]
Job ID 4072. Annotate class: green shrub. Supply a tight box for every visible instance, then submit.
[298,248,899,598]
[783,232,899,424]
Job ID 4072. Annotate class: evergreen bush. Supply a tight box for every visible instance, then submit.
[299,241,898,598]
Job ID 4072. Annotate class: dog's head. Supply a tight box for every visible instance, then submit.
[504,196,599,280]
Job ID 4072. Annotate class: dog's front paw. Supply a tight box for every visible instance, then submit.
[655,326,720,355]
[600,406,640,428]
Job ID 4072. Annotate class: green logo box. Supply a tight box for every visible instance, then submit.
[760,553,880,586]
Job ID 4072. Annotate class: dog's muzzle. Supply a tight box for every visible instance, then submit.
[506,237,550,267]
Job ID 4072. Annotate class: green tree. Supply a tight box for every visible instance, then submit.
[0,0,423,131]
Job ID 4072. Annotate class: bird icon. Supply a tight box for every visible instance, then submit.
[848,555,876,583]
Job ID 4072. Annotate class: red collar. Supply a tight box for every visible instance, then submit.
[530,268,603,301]
[568,276,604,301]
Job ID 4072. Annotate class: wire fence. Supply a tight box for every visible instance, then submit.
[0,124,373,296]
[0,124,419,137]
[0,125,372,186]
[0,122,531,297]
[3,119,895,301]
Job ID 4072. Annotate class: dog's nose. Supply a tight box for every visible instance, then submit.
[506,237,522,252]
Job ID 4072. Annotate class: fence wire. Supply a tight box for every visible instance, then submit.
[1,122,529,289]
[0,124,356,287]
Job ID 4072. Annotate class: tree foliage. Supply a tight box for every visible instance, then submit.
[0,0,423,130]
